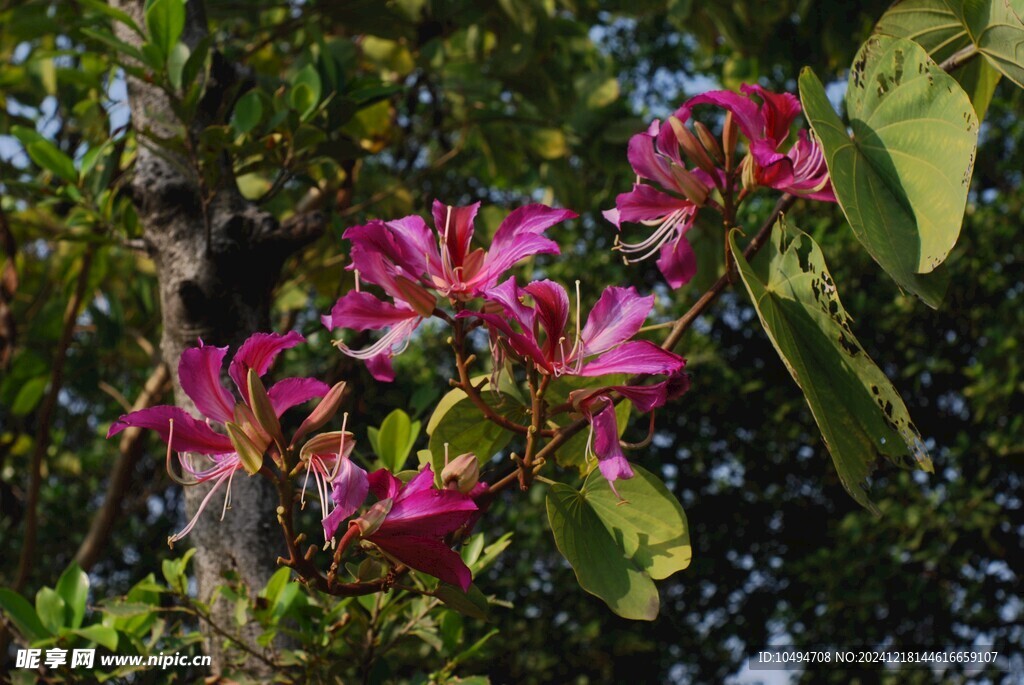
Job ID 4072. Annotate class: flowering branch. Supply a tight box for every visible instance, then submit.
[482,192,798,500]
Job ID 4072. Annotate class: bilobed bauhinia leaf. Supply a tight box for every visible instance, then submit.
[799,36,979,308]
[730,221,933,514]
[546,465,691,620]
[873,0,1004,117]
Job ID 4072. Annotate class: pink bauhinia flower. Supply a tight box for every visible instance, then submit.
[605,85,834,289]
[603,119,719,288]
[683,84,836,201]
[464,278,685,378]
[323,201,576,381]
[107,332,330,544]
[464,279,687,490]
[352,465,478,590]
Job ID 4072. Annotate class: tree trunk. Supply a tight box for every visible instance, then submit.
[112,0,322,674]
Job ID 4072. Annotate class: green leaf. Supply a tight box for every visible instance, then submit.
[81,28,146,63]
[434,583,490,620]
[23,138,77,183]
[530,128,568,159]
[10,376,47,416]
[232,90,263,134]
[259,567,292,605]
[799,36,978,307]
[161,548,196,594]
[373,409,420,472]
[546,483,659,620]
[427,386,526,463]
[97,602,154,618]
[166,41,190,91]
[581,465,692,581]
[0,589,50,641]
[80,0,145,35]
[144,0,185,58]
[730,220,933,514]
[69,625,118,651]
[290,64,322,118]
[180,35,211,93]
[873,0,1003,117]
[941,0,1024,90]
[546,465,691,620]
[35,587,66,635]
[55,563,89,630]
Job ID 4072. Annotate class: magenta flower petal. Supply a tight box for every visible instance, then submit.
[476,205,574,290]
[657,234,699,289]
[345,218,439,297]
[614,184,695,225]
[461,310,549,370]
[602,207,621,228]
[388,215,446,287]
[483,277,535,329]
[330,313,422,383]
[369,534,473,591]
[756,132,836,202]
[381,488,477,538]
[323,290,421,332]
[610,371,691,413]
[523,280,570,350]
[322,456,370,540]
[626,131,679,190]
[580,286,654,357]
[589,402,634,487]
[401,464,439,495]
[741,84,801,144]
[267,377,329,416]
[178,341,235,425]
[368,468,402,500]
[365,353,396,382]
[108,405,234,454]
[683,89,764,142]
[579,340,685,377]
[432,200,480,266]
[228,331,304,402]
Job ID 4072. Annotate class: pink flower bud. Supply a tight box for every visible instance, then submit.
[353,498,393,536]
[441,453,480,494]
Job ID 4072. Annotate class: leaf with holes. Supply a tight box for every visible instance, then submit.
[873,0,1005,117]
[730,220,932,514]
[799,36,978,307]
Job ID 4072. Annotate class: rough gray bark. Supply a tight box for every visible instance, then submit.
[112,0,322,674]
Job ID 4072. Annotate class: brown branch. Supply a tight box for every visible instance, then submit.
[15,245,96,591]
[661,193,796,352]
[519,372,550,488]
[168,605,278,670]
[938,44,979,72]
[75,362,171,571]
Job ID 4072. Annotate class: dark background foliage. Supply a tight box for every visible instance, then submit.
[0,1,1020,682]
